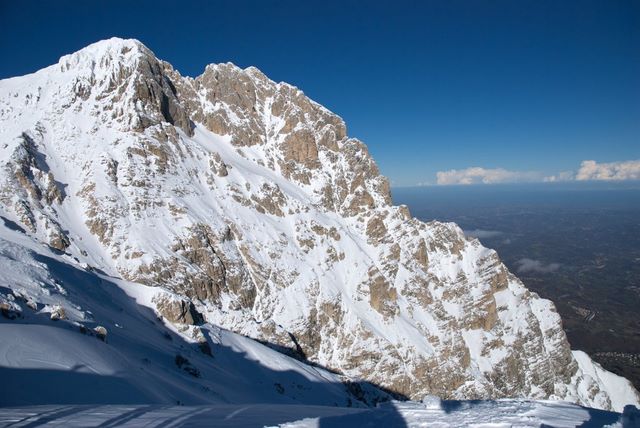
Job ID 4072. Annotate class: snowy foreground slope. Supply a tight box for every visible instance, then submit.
[0,37,639,416]
[1,400,638,427]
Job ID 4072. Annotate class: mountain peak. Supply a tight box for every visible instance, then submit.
[58,37,155,71]
[0,39,638,412]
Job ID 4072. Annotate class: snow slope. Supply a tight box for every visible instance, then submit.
[0,400,637,427]
[0,37,638,412]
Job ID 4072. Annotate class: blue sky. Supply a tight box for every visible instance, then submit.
[1,0,638,186]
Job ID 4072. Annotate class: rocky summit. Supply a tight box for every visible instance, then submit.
[0,38,638,411]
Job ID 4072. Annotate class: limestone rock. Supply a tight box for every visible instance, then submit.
[153,293,203,325]
[49,305,66,321]
[94,326,108,341]
[0,300,22,320]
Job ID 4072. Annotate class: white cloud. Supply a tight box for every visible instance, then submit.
[515,258,561,274]
[543,170,575,182]
[436,167,542,185]
[433,159,640,186]
[575,159,640,181]
[545,160,640,182]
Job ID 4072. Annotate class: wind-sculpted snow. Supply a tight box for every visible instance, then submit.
[0,38,638,411]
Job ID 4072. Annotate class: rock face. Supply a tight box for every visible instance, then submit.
[0,38,638,411]
[153,292,203,325]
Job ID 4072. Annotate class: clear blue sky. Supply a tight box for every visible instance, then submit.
[1,0,638,186]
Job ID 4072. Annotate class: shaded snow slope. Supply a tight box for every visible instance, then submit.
[0,38,638,411]
[0,400,637,427]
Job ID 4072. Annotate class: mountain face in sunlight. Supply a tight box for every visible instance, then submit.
[0,38,638,412]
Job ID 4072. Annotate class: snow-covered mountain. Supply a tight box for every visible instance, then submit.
[0,37,638,412]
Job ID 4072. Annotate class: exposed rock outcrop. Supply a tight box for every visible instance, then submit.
[153,293,203,325]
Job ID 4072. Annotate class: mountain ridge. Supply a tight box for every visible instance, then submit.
[0,37,638,411]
